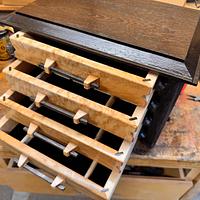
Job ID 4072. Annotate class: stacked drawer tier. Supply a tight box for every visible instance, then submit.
[0,32,157,200]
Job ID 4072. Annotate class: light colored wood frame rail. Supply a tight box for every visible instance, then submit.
[10,31,154,107]
[3,60,157,141]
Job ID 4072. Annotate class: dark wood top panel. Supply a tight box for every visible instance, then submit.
[1,13,192,83]
[18,0,200,60]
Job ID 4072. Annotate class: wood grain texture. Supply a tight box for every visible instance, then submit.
[10,32,153,106]
[0,169,192,200]
[18,0,200,60]
[0,5,22,10]
[3,61,137,141]
[129,82,200,168]
[154,0,186,6]
[0,90,152,200]
[104,92,154,199]
[0,130,107,200]
[115,176,192,200]
[2,0,34,5]
[2,13,194,83]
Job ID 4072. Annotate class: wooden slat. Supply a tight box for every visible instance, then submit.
[0,97,124,170]
[0,168,71,195]
[0,130,107,200]
[3,60,138,141]
[10,32,153,106]
[0,168,192,199]
[0,76,156,200]
[154,0,186,6]
[84,96,116,179]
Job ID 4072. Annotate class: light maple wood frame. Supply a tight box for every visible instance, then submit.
[3,60,157,142]
[0,80,155,200]
[10,31,155,107]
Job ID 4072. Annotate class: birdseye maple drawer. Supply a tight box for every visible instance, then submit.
[0,86,153,200]
[10,31,156,107]
[0,31,159,200]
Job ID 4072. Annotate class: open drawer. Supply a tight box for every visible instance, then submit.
[0,81,155,200]
[10,31,156,107]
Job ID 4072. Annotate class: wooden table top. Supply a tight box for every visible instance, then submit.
[18,0,200,60]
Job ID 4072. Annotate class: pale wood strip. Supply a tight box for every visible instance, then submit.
[0,168,192,199]
[51,175,64,188]
[0,5,22,10]
[2,0,34,6]
[154,0,186,6]
[0,97,124,170]
[10,32,153,106]
[4,61,137,141]
[116,176,192,200]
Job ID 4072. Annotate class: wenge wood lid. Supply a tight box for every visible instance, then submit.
[1,0,200,83]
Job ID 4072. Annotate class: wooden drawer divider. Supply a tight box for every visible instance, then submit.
[10,31,154,107]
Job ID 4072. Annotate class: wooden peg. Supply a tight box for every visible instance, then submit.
[73,110,88,124]
[51,175,64,188]
[27,123,39,138]
[35,92,47,108]
[44,58,56,74]
[17,154,28,168]
[21,135,32,144]
[63,142,77,157]
[84,75,99,90]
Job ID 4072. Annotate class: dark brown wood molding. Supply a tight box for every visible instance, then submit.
[1,13,196,84]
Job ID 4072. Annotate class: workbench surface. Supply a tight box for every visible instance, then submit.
[130,83,200,168]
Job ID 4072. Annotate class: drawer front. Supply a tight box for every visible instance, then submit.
[10,32,156,107]
[0,32,158,200]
